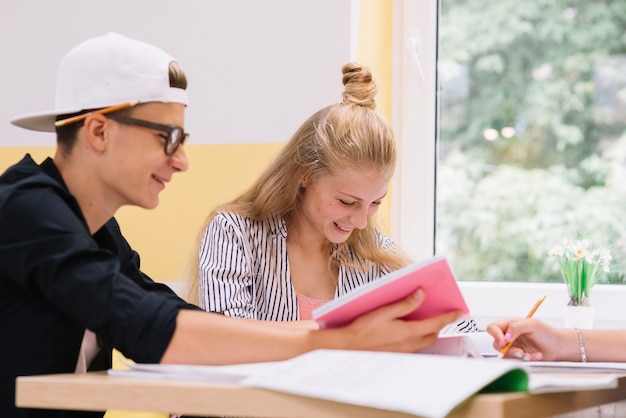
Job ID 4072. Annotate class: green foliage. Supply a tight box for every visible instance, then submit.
[440,0,626,170]
[437,151,626,283]
[437,0,626,284]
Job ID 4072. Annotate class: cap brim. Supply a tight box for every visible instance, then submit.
[11,89,189,133]
[11,107,83,133]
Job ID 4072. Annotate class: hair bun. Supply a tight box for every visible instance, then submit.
[341,62,377,109]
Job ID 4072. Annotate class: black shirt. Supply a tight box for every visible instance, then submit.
[0,155,200,417]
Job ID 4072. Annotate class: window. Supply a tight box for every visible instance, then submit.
[436,0,626,285]
[391,0,626,328]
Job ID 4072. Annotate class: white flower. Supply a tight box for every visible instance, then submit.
[549,246,564,258]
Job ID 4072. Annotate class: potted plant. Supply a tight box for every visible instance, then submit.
[548,238,612,328]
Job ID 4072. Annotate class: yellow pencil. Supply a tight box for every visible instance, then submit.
[54,101,138,127]
[497,294,547,359]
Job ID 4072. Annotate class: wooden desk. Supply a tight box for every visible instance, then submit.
[15,372,626,418]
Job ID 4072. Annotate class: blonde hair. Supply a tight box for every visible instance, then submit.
[184,62,410,305]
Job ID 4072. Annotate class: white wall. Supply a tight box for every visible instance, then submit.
[0,0,353,146]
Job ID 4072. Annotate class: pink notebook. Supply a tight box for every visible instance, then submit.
[312,256,469,329]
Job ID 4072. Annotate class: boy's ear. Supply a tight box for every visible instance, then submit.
[83,113,109,152]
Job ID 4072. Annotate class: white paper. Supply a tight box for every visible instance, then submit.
[418,333,484,358]
[529,373,618,393]
[528,361,626,374]
[108,356,280,383]
[241,350,527,418]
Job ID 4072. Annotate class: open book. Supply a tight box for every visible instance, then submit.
[109,350,618,418]
[312,256,470,328]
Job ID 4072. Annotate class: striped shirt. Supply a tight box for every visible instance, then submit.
[198,212,477,332]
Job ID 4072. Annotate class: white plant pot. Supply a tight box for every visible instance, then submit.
[563,305,595,329]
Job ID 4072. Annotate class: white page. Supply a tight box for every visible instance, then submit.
[529,373,618,393]
[108,356,281,383]
[418,333,483,358]
[528,361,626,374]
[241,350,527,418]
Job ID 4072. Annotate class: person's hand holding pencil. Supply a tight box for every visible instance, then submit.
[496,294,546,358]
[485,294,551,361]
[487,294,600,362]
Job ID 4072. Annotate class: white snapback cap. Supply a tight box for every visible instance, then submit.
[11,32,189,132]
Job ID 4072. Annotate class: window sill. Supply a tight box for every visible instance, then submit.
[459,282,626,330]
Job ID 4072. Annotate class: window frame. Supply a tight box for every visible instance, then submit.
[391,0,626,330]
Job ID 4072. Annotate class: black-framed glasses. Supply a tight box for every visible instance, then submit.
[107,114,189,156]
